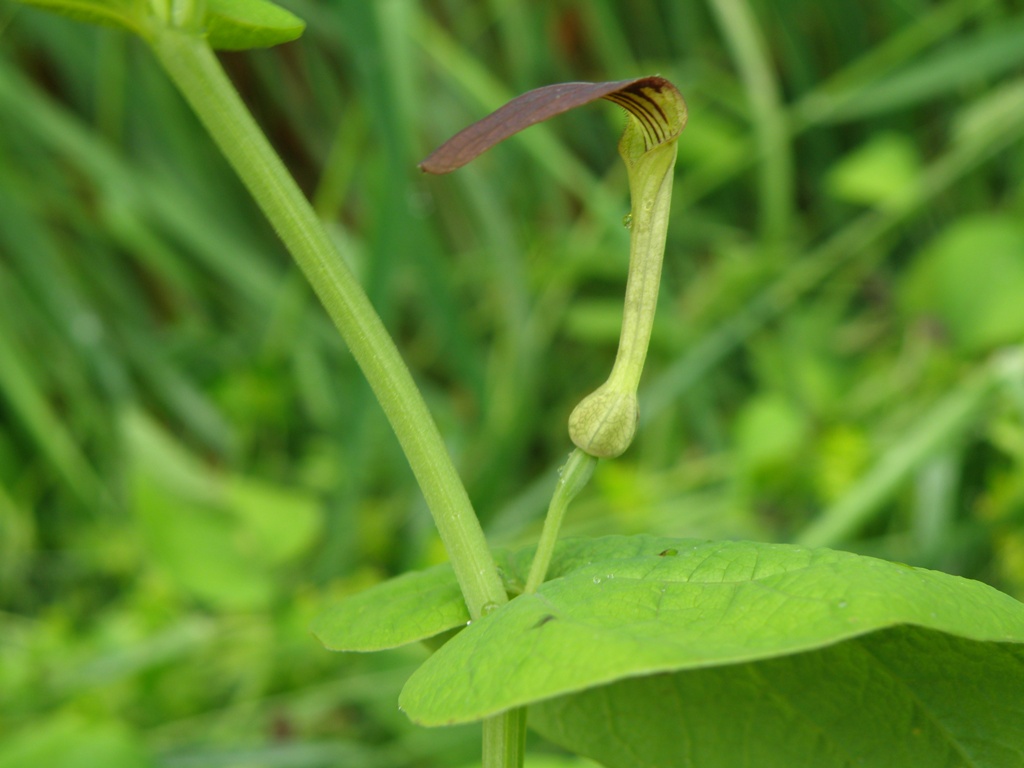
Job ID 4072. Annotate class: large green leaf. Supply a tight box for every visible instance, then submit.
[399,535,1024,726]
[530,627,1024,768]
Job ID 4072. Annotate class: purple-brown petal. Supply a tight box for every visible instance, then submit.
[420,77,679,174]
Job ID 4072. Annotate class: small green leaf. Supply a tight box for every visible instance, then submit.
[204,0,304,50]
[312,549,522,652]
[733,392,808,472]
[825,132,921,210]
[902,214,1024,352]
[312,564,470,652]
[399,535,1024,725]
[133,471,277,610]
[224,475,321,565]
[531,627,1024,768]
[10,0,147,37]
[11,0,303,49]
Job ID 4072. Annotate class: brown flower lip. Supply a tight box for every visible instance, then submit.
[419,76,684,174]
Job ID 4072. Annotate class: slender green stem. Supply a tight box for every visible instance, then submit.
[707,0,792,249]
[146,28,507,621]
[525,449,597,593]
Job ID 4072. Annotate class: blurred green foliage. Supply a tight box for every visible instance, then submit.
[1,0,1023,765]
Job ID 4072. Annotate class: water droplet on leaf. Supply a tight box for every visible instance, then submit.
[622,212,633,229]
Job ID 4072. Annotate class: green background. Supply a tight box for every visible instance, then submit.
[1,0,1023,765]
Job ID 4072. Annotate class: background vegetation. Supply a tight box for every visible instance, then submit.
[2,0,1024,765]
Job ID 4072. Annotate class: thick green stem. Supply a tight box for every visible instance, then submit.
[146,28,506,620]
[482,708,527,768]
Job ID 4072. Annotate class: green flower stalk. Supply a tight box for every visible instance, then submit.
[421,77,687,459]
